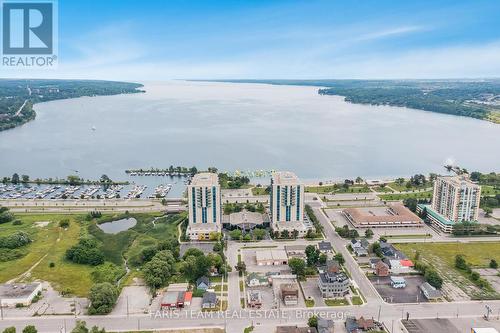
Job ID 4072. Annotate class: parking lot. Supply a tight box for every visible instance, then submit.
[247,285,276,310]
[300,277,325,307]
[369,275,428,304]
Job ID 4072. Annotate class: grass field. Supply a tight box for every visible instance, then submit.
[0,211,184,297]
[306,185,370,194]
[325,298,349,306]
[379,190,433,201]
[396,242,500,268]
[395,242,500,299]
[387,182,433,192]
[0,213,95,296]
[251,187,268,196]
[371,186,393,193]
[482,185,500,196]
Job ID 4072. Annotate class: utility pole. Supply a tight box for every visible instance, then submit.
[0,299,3,320]
[377,305,381,322]
[127,296,129,317]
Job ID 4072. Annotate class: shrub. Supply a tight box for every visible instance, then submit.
[12,220,22,226]
[49,262,55,268]
[59,219,70,228]
[66,238,104,266]
[88,282,118,315]
[0,232,32,249]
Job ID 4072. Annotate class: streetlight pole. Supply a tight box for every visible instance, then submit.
[377,305,381,322]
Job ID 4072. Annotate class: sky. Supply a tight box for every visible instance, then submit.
[3,0,500,80]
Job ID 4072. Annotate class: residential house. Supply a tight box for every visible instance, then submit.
[276,326,318,333]
[317,318,334,333]
[196,276,210,291]
[246,272,270,287]
[374,261,389,277]
[202,291,217,309]
[420,282,442,300]
[318,241,333,254]
[369,258,381,269]
[318,271,351,298]
[345,316,377,333]
[247,290,262,309]
[280,284,299,306]
[351,239,369,257]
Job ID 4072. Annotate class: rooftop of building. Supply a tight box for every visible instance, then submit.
[190,172,219,186]
[437,175,481,188]
[0,283,41,299]
[255,249,288,261]
[272,171,301,185]
[344,203,423,224]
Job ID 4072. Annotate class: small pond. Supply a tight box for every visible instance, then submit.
[97,217,137,234]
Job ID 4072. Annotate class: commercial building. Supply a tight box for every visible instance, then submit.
[419,282,442,300]
[285,244,307,259]
[343,204,423,228]
[280,284,299,306]
[270,171,307,237]
[187,173,222,240]
[0,283,42,307]
[318,241,333,254]
[318,270,351,298]
[256,249,288,266]
[418,175,481,233]
[247,290,262,309]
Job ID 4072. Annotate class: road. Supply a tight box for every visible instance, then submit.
[1,195,499,332]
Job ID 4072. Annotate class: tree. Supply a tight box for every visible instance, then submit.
[11,173,19,184]
[182,247,204,260]
[88,282,118,314]
[308,315,318,328]
[319,253,327,265]
[455,255,467,270]
[291,229,299,239]
[3,327,16,333]
[235,261,246,274]
[143,250,175,290]
[364,229,374,239]
[334,253,345,265]
[355,177,363,184]
[490,259,498,269]
[403,198,418,212]
[66,238,104,266]
[71,321,89,333]
[305,245,320,266]
[484,207,493,218]
[22,327,37,333]
[424,269,443,289]
[280,230,290,239]
[229,229,242,240]
[21,175,29,183]
[288,258,306,277]
[252,228,266,240]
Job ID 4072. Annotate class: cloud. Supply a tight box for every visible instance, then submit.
[355,25,428,42]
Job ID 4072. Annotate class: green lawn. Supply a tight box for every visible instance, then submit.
[351,296,363,305]
[482,185,500,196]
[305,299,315,307]
[251,187,268,196]
[306,185,370,194]
[325,298,349,306]
[371,186,393,193]
[379,190,433,201]
[388,182,433,192]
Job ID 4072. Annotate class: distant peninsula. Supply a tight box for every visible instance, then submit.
[0,79,144,131]
[208,79,500,124]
